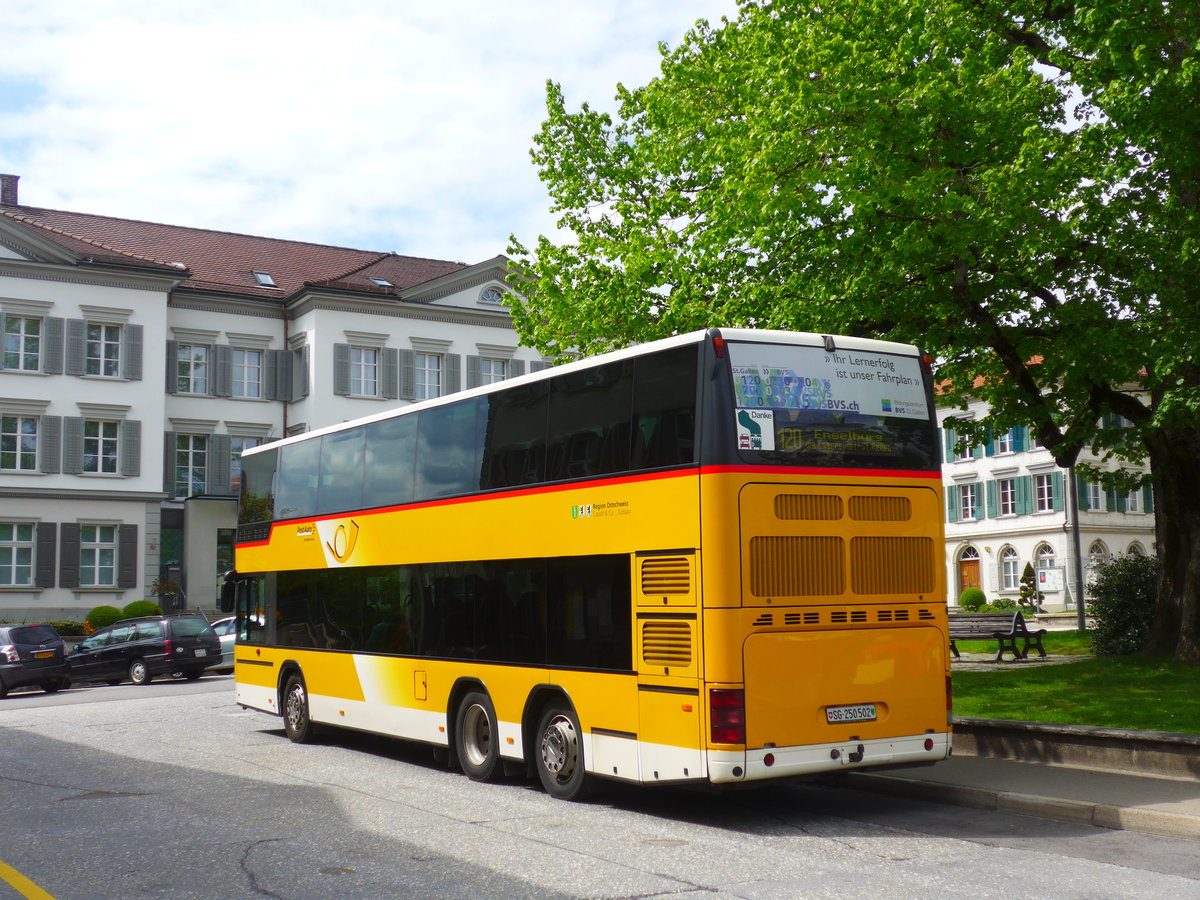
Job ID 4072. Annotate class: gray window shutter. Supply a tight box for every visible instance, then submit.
[466,355,482,389]
[1018,476,1033,515]
[165,340,178,393]
[1051,471,1065,511]
[1076,473,1090,511]
[66,319,86,376]
[946,486,958,523]
[62,417,84,474]
[445,353,462,394]
[40,415,63,474]
[985,480,997,518]
[382,348,399,400]
[122,323,143,381]
[333,343,351,396]
[266,349,289,401]
[35,522,56,588]
[209,433,232,495]
[120,419,141,477]
[1143,485,1154,514]
[292,347,309,400]
[59,523,80,589]
[117,524,138,589]
[530,361,548,373]
[164,431,177,494]
[399,349,416,400]
[510,359,525,378]
[213,344,233,397]
[43,317,64,374]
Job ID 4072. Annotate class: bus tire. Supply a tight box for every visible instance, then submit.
[456,690,501,782]
[535,703,587,801]
[283,674,317,743]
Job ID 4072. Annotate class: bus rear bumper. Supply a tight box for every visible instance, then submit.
[708,732,951,784]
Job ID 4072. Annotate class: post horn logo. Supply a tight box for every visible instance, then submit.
[326,519,360,563]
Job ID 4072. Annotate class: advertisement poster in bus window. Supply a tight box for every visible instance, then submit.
[730,345,928,452]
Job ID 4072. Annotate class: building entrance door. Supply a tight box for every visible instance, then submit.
[958,548,981,596]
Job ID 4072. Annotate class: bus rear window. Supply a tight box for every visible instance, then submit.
[727,341,937,471]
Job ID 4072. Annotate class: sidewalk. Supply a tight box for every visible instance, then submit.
[845,750,1200,841]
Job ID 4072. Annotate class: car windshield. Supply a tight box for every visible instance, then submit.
[10,625,59,644]
[171,618,213,638]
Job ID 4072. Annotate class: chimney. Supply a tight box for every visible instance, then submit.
[0,174,18,206]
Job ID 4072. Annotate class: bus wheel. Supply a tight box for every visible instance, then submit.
[283,674,317,743]
[535,704,586,800]
[456,690,501,782]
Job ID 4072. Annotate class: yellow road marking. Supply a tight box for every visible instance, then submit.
[0,860,56,900]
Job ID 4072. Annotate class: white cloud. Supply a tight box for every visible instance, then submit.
[0,0,739,262]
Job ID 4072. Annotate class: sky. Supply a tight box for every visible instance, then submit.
[0,0,741,265]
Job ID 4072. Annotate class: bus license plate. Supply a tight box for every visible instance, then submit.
[826,704,876,724]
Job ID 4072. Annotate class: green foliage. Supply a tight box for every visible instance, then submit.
[1017,563,1045,613]
[958,587,986,610]
[989,598,1018,611]
[122,600,163,619]
[45,620,87,636]
[84,605,123,632]
[509,0,1200,660]
[1088,554,1159,656]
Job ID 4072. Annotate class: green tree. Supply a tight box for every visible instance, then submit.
[1017,563,1045,614]
[508,0,1200,662]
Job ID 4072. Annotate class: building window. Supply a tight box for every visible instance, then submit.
[4,316,41,371]
[83,420,119,474]
[996,429,1014,454]
[232,349,263,399]
[79,524,117,587]
[0,415,38,471]
[999,546,1020,591]
[86,324,122,377]
[479,358,507,385]
[1126,488,1141,514]
[1035,542,1056,571]
[175,434,208,498]
[0,523,34,586]
[997,478,1016,516]
[176,344,209,394]
[1087,541,1109,582]
[959,483,979,520]
[1127,542,1145,557]
[252,271,277,288]
[955,440,974,461]
[230,436,262,494]
[415,352,442,400]
[1034,473,1056,512]
[1088,480,1103,510]
[350,347,379,396]
[479,288,503,305]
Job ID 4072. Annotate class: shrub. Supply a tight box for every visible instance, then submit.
[1088,554,1159,656]
[991,597,1018,611]
[958,587,986,610]
[1017,562,1045,613]
[84,605,123,632]
[122,599,163,619]
[46,620,87,636]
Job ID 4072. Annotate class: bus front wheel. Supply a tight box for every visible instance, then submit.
[535,704,586,800]
[283,674,317,743]
[456,690,501,782]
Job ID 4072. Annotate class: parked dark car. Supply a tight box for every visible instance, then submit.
[68,615,221,686]
[0,624,71,698]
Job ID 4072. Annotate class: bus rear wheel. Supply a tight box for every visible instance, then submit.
[456,690,501,782]
[535,704,587,800]
[283,674,317,743]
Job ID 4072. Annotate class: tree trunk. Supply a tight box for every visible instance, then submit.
[1143,420,1200,663]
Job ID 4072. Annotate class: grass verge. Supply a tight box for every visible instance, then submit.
[952,649,1200,734]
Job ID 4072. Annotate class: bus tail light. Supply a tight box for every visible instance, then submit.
[712,334,726,358]
[710,688,745,745]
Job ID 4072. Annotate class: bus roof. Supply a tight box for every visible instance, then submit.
[242,328,924,458]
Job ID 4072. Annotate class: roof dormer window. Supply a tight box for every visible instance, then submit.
[369,277,393,288]
[252,270,278,288]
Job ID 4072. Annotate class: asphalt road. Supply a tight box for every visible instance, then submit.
[2,677,1198,900]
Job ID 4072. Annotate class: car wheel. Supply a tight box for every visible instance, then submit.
[535,703,588,800]
[455,690,501,782]
[183,669,203,681]
[283,674,318,743]
[128,659,152,685]
[41,680,63,694]
[106,679,122,686]
[0,678,7,700]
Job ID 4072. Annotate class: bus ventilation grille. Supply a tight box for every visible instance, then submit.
[751,609,938,628]
[640,557,692,595]
[749,535,845,596]
[847,496,913,521]
[237,523,270,543]
[642,620,693,667]
[850,537,935,594]
[775,494,843,520]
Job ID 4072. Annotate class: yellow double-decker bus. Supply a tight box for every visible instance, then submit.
[229,328,951,799]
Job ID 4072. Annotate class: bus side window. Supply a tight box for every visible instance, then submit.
[236,577,267,645]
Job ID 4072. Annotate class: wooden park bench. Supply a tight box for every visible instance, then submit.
[948,611,1048,662]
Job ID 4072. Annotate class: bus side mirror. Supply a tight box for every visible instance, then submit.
[219,579,236,613]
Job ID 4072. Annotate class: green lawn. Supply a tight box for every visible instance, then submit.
[951,632,1200,734]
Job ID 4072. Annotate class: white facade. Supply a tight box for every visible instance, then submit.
[0,191,539,622]
[939,400,1156,611]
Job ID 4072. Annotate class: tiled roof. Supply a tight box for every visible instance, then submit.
[0,205,469,299]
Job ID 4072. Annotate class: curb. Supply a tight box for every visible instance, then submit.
[842,772,1200,841]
